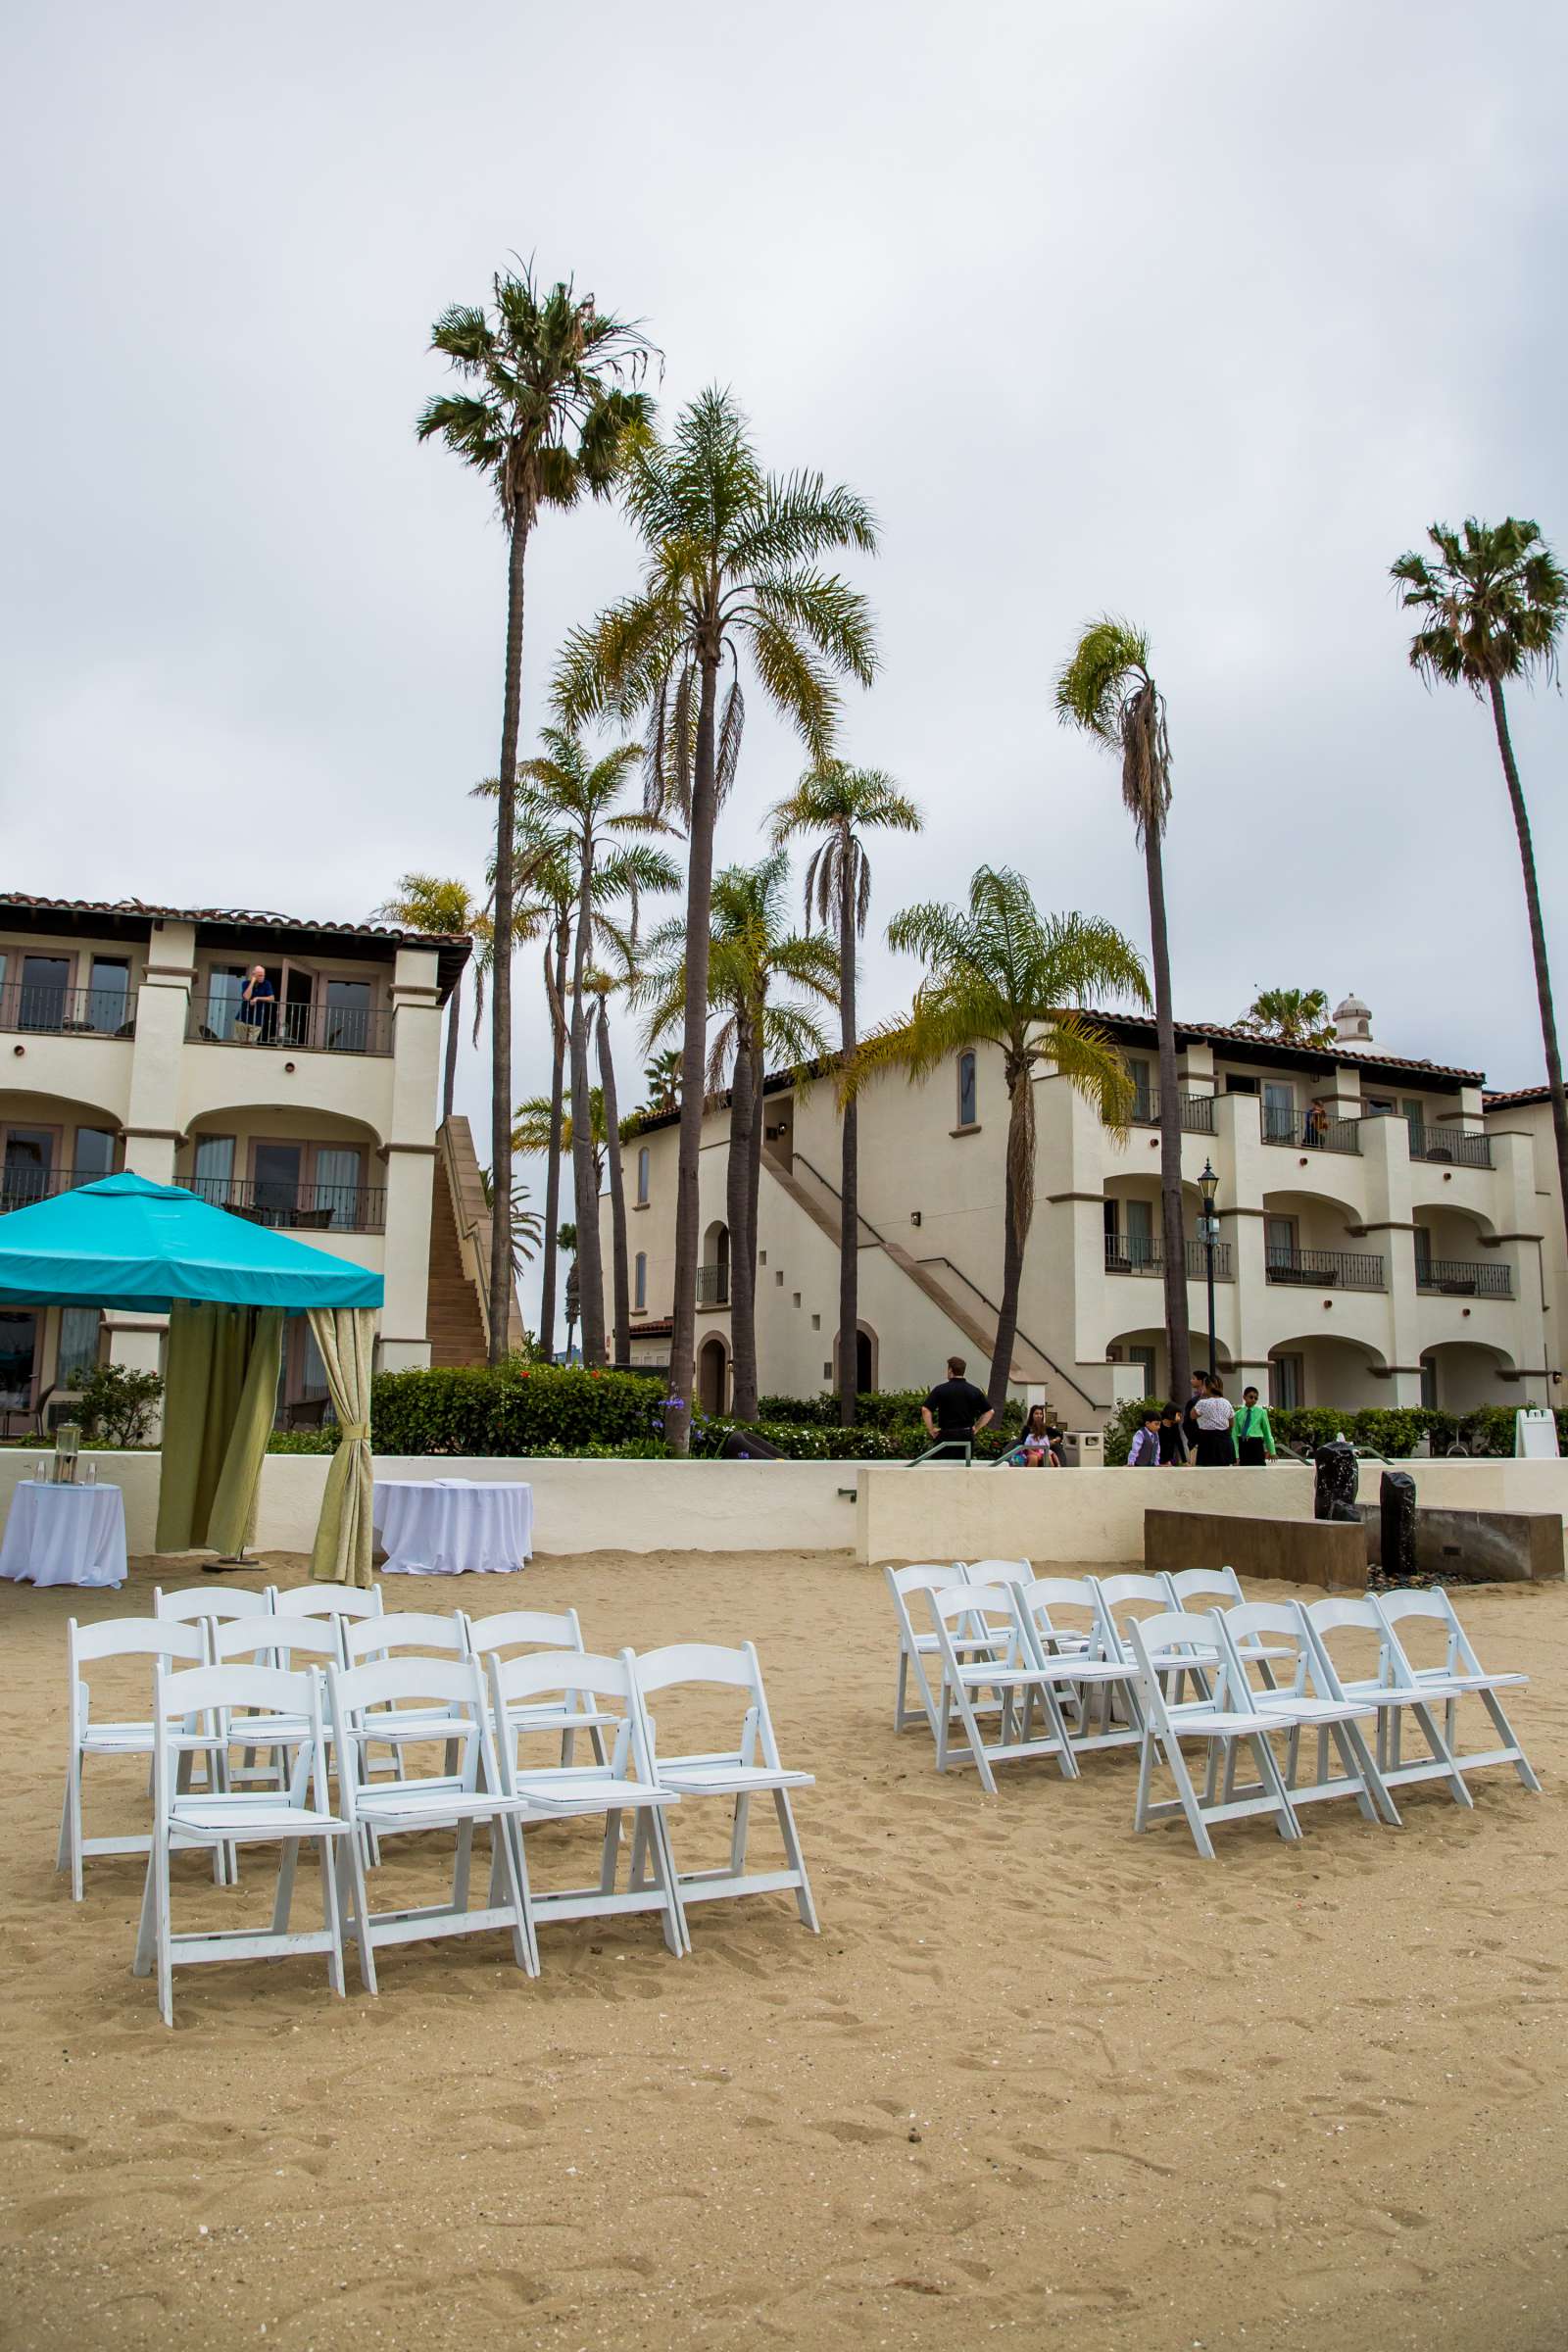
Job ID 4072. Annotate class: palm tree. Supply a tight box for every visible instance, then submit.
[1055,619,1191,1405]
[584,871,678,1368]
[554,388,878,1450]
[639,851,838,1418]
[512,730,675,1367]
[849,867,1148,1417]
[641,1050,682,1117]
[769,762,922,1424]
[416,265,655,1361]
[1237,987,1337,1050]
[1393,517,1568,1255]
[555,1222,580,1363]
[370,875,494,1121]
[514,1094,608,1194]
[476,1168,546,1280]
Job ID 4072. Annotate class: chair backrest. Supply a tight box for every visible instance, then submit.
[270,1584,384,1621]
[464,1607,587,1657]
[150,1661,328,1807]
[631,1642,780,1770]
[1298,1594,1391,1698]
[965,1558,1035,1587]
[209,1614,344,1669]
[1126,1608,1244,1721]
[886,1564,965,1597]
[344,1610,470,1664]
[485,1647,649,1782]
[328,1655,495,1799]
[1218,1600,1314,1695]
[154,1584,273,1623]
[1163,1567,1245,1607]
[1097,1573,1172,1609]
[1012,1574,1114,1656]
[1372,1587,1476,1676]
[69,1616,205,1736]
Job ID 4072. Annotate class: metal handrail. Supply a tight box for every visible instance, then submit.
[696,1261,730,1304]
[185,995,393,1055]
[187,1176,386,1234]
[1407,1124,1492,1169]
[0,1166,114,1214]
[0,983,135,1038]
[1130,1091,1217,1134]
[1104,1236,1234,1280]
[1416,1256,1512,1298]
[1264,1246,1385,1291]
[1262,1106,1362,1154]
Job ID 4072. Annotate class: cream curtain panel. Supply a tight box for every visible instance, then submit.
[307,1306,376,1588]
[155,1301,284,1556]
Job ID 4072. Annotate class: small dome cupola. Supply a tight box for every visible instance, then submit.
[1334,992,1372,1044]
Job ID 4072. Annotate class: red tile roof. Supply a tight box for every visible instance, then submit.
[1483,1086,1550,1110]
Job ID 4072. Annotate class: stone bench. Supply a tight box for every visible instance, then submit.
[1362,1504,1564,1584]
[1144,1509,1365,1592]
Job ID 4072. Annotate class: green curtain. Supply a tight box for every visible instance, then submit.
[307,1306,376,1588]
[155,1301,284,1554]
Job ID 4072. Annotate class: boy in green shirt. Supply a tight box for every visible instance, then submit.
[1236,1386,1276,1465]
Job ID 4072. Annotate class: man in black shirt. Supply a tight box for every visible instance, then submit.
[921,1355,993,1460]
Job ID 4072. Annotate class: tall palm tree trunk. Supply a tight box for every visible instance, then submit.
[746,1036,763,1382]
[726,1014,758,1422]
[666,654,721,1454]
[596,999,630,1366]
[568,843,606,1363]
[537,923,568,1360]
[1490,677,1568,1263]
[487,514,530,1362]
[1145,824,1191,1403]
[837,854,858,1425]
[441,972,462,1125]
[987,1086,1027,1421]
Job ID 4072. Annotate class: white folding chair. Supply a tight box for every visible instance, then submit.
[327,1655,538,1988]
[132,1663,349,2027]
[463,1608,612,1766]
[1159,1568,1291,1691]
[1128,1609,1306,1859]
[485,1648,686,1957]
[57,1617,221,1899]
[631,1643,817,1943]
[1301,1595,1473,1809]
[885,1564,968,1735]
[342,1610,473,1777]
[1373,1591,1540,1795]
[1217,1601,1396,1827]
[1010,1578,1146,1760]
[964,1558,1037,1589]
[924,1584,1079,1795]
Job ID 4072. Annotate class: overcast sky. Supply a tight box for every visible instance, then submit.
[5,1,1565,1327]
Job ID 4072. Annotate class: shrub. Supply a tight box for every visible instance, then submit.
[267,1428,339,1454]
[368,1363,671,1456]
[75,1363,164,1448]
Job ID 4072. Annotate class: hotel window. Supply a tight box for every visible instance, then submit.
[956,1050,977,1128]
[634,1251,647,1310]
[636,1146,650,1205]
[85,957,130,1033]
[1269,1352,1304,1409]
[57,1306,102,1387]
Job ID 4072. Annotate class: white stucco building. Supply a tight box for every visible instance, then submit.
[613,996,1557,1423]
[0,894,498,1425]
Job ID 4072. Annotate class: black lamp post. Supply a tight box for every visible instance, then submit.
[1198,1158,1220,1381]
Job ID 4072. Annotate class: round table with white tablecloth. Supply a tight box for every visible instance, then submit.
[371,1477,533,1577]
[0,1479,128,1590]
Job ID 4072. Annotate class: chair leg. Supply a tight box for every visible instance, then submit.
[1410,1700,1474,1806]
[598,1810,622,1895]
[1163,1737,1217,1861]
[271,1838,301,1934]
[641,1805,687,1958]
[728,1792,753,1878]
[340,1826,378,1995]
[132,1847,159,1977]
[62,1749,83,1900]
[1481,1690,1542,1793]
[1331,1721,1384,1825]
[774,1790,819,1934]
[492,1813,538,1976]
[945,1675,999,1796]
[1248,1733,1303,1841]
[451,1819,474,1915]
[1133,1730,1155,1834]
[318,1837,346,1998]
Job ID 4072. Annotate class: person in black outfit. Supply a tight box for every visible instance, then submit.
[1156,1402,1188,1465]
[921,1355,993,1460]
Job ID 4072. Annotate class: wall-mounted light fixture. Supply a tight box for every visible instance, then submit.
[909,1210,922,1227]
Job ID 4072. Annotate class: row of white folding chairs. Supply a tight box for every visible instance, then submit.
[60,1594,616,1897]
[134,1639,818,2024]
[890,1564,1538,1856]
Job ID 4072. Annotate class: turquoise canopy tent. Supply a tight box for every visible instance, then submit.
[0,1174,383,1584]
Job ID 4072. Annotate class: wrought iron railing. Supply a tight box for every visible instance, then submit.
[1105,1235,1233,1280]
[1261,1105,1362,1154]
[185,996,393,1055]
[1130,1091,1217,1134]
[696,1261,730,1304]
[188,1176,385,1233]
[1417,1256,1511,1298]
[1407,1124,1492,1169]
[0,982,135,1038]
[1265,1246,1384,1290]
[0,1165,113,1215]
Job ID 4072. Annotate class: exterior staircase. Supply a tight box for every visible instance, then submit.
[761,1148,1106,1414]
[425,1116,522,1364]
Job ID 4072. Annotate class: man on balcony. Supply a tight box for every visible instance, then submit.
[235,965,275,1046]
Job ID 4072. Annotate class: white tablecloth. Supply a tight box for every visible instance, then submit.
[371,1478,533,1577]
[0,1480,128,1590]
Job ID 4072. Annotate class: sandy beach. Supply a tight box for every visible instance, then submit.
[1,1549,1563,2352]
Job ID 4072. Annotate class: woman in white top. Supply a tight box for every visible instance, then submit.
[1192,1374,1236,1467]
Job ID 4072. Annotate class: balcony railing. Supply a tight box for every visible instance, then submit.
[186,997,393,1056]
[696,1261,730,1304]
[1408,1123,1492,1169]
[0,1165,113,1215]
[0,983,135,1038]
[1417,1256,1512,1298]
[1105,1236,1233,1280]
[1265,1246,1384,1291]
[188,1176,386,1234]
[1262,1105,1362,1154]
[1130,1091,1217,1134]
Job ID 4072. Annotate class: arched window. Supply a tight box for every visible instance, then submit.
[957,1050,977,1128]
[636,1145,650,1204]
[634,1250,647,1310]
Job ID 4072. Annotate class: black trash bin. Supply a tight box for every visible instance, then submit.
[717,1427,785,1461]
[1380,1469,1418,1582]
[1313,1439,1359,1522]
